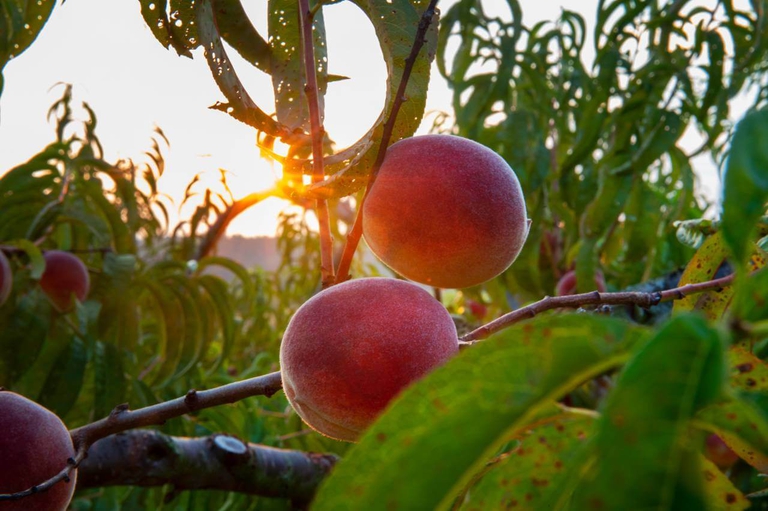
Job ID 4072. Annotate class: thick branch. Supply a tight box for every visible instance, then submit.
[460,273,736,344]
[298,0,335,287]
[77,430,337,506]
[0,371,284,503]
[335,0,440,282]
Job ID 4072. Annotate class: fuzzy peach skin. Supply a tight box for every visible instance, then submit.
[39,250,90,312]
[363,134,529,289]
[279,278,459,442]
[0,391,77,511]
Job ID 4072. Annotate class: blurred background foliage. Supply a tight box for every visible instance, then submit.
[1,0,768,509]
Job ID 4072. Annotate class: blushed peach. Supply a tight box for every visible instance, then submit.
[279,278,459,442]
[0,391,77,511]
[39,250,90,312]
[363,134,529,289]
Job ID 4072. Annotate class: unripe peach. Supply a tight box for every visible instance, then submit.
[0,251,11,306]
[39,250,90,312]
[0,391,77,511]
[280,278,459,442]
[363,134,529,289]
[555,269,607,296]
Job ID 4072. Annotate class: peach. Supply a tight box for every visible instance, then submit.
[0,251,11,306]
[279,278,459,442]
[704,433,740,469]
[555,269,607,296]
[0,391,77,511]
[363,134,529,289]
[39,250,90,312]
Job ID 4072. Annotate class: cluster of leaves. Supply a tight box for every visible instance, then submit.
[0,0,55,95]
[435,0,768,303]
[0,86,353,509]
[308,0,768,509]
[137,0,437,199]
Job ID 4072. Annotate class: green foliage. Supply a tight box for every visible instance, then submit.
[0,87,339,509]
[313,315,645,509]
[137,0,436,199]
[3,0,768,509]
[0,0,56,94]
[722,109,768,267]
[437,0,768,299]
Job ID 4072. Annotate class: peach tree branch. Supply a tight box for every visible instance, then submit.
[0,371,283,503]
[299,0,335,288]
[460,273,736,344]
[335,0,440,282]
[76,429,338,506]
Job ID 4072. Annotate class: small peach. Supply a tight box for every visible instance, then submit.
[280,278,459,442]
[39,250,90,312]
[555,269,607,296]
[704,434,740,469]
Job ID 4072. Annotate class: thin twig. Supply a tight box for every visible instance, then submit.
[298,0,335,288]
[0,371,283,503]
[460,273,736,344]
[335,0,440,282]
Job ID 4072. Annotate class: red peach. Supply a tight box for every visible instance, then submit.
[39,250,90,312]
[363,135,529,289]
[466,299,488,319]
[0,391,77,511]
[554,269,607,296]
[704,434,740,469]
[279,278,459,442]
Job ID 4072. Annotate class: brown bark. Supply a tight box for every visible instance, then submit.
[77,429,338,506]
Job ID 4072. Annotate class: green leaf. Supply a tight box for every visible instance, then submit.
[9,238,45,278]
[0,0,56,87]
[196,274,236,375]
[313,315,645,510]
[570,315,726,510]
[93,341,126,418]
[197,255,253,301]
[728,346,768,394]
[306,0,438,198]
[195,0,287,136]
[0,293,50,386]
[696,396,768,474]
[699,457,750,511]
[268,0,329,132]
[38,336,88,417]
[722,109,768,265]
[213,0,272,73]
[458,409,597,511]
[673,232,732,318]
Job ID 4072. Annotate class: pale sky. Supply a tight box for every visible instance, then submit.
[0,0,738,237]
